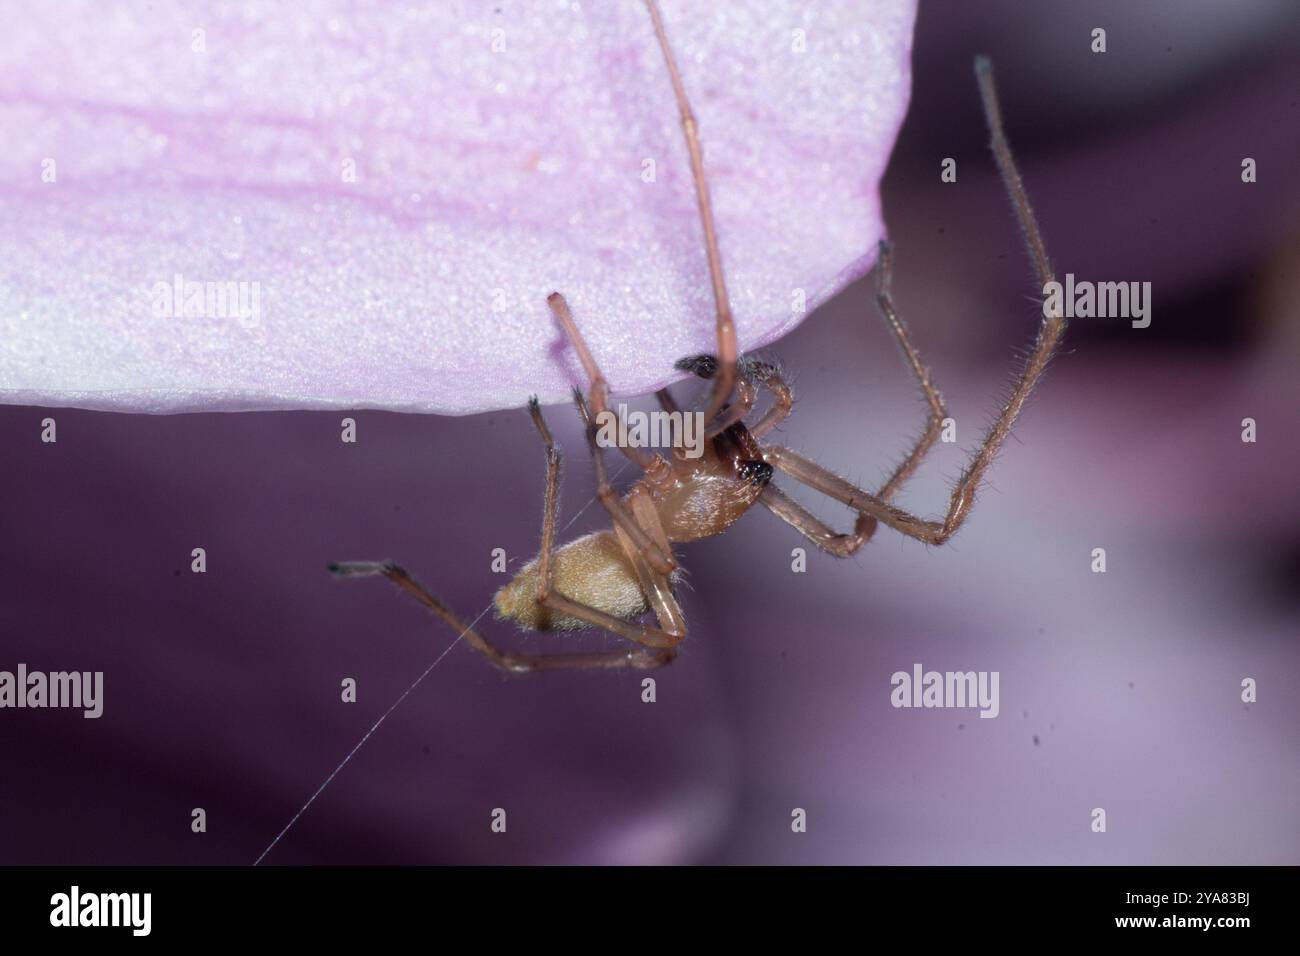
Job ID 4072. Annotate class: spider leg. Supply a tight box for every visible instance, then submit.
[744,361,794,438]
[330,561,670,672]
[644,0,739,435]
[530,429,686,658]
[619,488,687,637]
[570,388,676,576]
[654,388,680,414]
[759,58,1064,548]
[531,540,685,659]
[546,291,658,472]
[330,399,674,672]
[872,240,949,501]
[761,237,947,548]
[758,240,944,552]
[676,355,792,438]
[760,447,947,544]
[759,482,877,557]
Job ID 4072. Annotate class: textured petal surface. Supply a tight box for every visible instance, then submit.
[0,0,914,414]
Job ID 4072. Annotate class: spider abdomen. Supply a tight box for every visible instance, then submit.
[493,531,650,631]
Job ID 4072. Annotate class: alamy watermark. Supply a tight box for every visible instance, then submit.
[890,663,999,718]
[0,664,103,718]
[50,886,150,936]
[151,273,261,328]
[594,404,705,459]
[1043,273,1151,328]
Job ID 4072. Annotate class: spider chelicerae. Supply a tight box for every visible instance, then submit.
[329,2,1067,673]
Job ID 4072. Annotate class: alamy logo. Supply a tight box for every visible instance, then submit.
[50,886,151,936]
[594,404,706,459]
[151,273,261,328]
[0,664,103,718]
[890,663,999,718]
[1043,273,1151,328]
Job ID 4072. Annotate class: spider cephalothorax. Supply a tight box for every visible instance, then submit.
[330,2,1066,673]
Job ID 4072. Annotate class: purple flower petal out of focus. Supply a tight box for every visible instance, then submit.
[0,1,916,414]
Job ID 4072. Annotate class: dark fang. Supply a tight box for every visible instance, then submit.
[674,354,718,379]
[737,459,774,487]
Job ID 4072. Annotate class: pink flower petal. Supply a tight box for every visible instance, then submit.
[0,1,915,413]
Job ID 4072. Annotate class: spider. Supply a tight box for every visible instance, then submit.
[329,2,1067,673]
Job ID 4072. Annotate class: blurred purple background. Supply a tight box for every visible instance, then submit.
[2,2,1298,864]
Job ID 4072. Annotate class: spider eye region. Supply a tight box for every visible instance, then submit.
[737,459,774,487]
[674,354,719,379]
